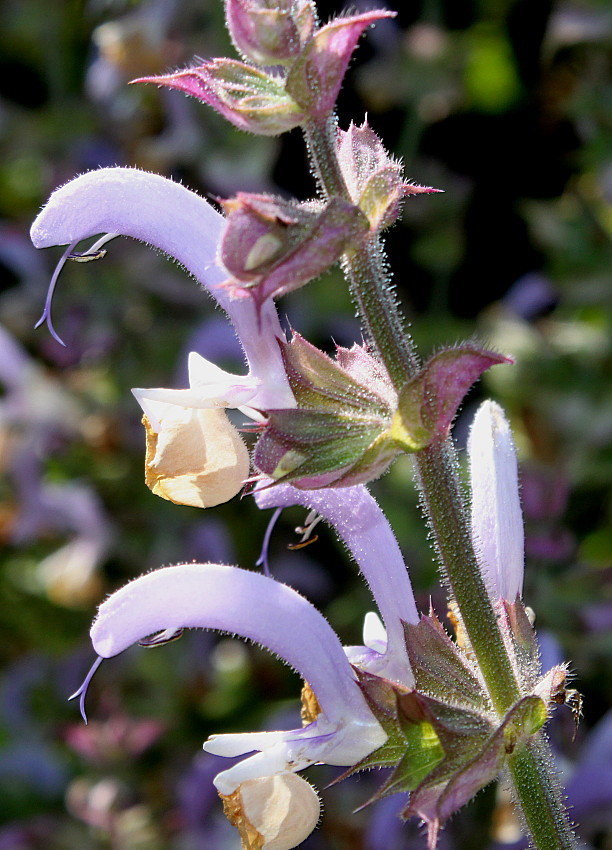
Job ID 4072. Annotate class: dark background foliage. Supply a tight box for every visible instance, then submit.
[0,0,610,847]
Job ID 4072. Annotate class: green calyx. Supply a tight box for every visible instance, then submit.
[340,610,560,849]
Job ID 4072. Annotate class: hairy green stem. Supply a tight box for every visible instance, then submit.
[305,115,519,708]
[303,112,579,850]
[414,442,521,710]
[304,118,418,386]
[508,737,577,850]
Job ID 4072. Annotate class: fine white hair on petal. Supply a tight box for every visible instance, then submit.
[468,400,524,602]
[90,562,377,729]
[255,482,417,687]
[30,167,294,410]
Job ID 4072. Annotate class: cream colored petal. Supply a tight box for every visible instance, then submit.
[143,407,249,508]
[221,773,321,850]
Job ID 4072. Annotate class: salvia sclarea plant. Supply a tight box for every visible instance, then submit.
[30,2,582,848]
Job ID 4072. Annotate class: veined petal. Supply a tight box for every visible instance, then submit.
[205,719,383,781]
[468,400,524,602]
[255,482,417,687]
[91,563,378,731]
[207,722,378,795]
[187,351,261,405]
[30,167,293,410]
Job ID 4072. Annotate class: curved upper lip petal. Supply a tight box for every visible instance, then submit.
[30,167,293,410]
[254,481,418,687]
[90,562,376,728]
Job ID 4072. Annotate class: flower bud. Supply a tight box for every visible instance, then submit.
[225,0,317,66]
[220,772,321,850]
[254,335,401,488]
[286,11,395,120]
[337,121,442,230]
[220,193,368,307]
[468,400,524,603]
[133,60,303,136]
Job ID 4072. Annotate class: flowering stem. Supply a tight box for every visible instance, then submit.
[303,113,578,850]
[305,115,518,706]
[304,118,418,387]
[508,738,577,850]
[414,442,520,709]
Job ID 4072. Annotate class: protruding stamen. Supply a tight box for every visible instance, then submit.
[68,248,108,263]
[138,627,184,647]
[70,232,118,259]
[289,511,322,550]
[68,655,104,725]
[256,506,282,577]
[35,233,119,346]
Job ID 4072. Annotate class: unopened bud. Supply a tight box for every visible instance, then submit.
[133,60,303,136]
[286,11,395,120]
[225,0,317,66]
[220,193,368,306]
[220,772,321,850]
[337,121,442,230]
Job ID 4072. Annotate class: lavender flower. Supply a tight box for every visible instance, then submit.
[255,481,418,687]
[30,167,295,507]
[80,561,388,848]
[64,438,421,846]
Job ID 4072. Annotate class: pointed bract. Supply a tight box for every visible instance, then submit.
[134,60,304,136]
[337,121,440,230]
[401,695,546,849]
[220,193,368,307]
[286,11,395,120]
[391,346,511,451]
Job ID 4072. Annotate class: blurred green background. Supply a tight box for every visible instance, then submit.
[0,0,610,847]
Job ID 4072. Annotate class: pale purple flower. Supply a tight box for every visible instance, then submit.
[255,482,419,687]
[30,167,294,413]
[468,400,524,602]
[67,476,424,842]
[86,562,387,796]
[30,167,296,508]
